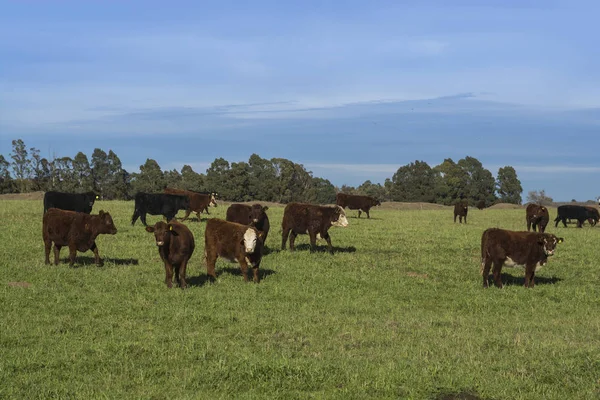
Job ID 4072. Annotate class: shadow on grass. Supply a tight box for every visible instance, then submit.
[348,216,383,220]
[60,257,139,267]
[435,392,484,400]
[483,273,562,287]
[262,246,280,256]
[292,244,357,253]
[186,267,276,287]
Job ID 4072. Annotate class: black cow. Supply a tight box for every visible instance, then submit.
[554,205,599,228]
[335,193,381,218]
[43,191,98,214]
[454,201,468,223]
[131,192,190,226]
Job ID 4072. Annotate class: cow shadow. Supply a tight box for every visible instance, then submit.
[348,216,383,220]
[60,257,139,267]
[186,267,276,287]
[498,273,563,286]
[293,244,357,253]
[262,246,280,256]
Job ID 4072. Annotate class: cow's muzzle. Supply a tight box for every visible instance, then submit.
[156,241,164,246]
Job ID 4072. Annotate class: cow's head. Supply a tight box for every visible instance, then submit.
[331,206,349,227]
[538,234,564,256]
[97,210,118,234]
[242,227,263,254]
[209,193,218,207]
[373,198,382,206]
[249,204,268,224]
[146,221,177,247]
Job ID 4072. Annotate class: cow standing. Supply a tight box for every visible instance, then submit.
[164,188,217,221]
[43,208,117,266]
[335,193,381,219]
[43,191,98,214]
[454,201,468,223]
[526,204,549,233]
[480,228,563,288]
[131,192,190,226]
[226,203,270,243]
[554,205,599,228]
[281,203,349,254]
[145,221,195,289]
[204,218,264,283]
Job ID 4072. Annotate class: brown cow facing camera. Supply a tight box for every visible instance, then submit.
[281,203,349,254]
[526,204,549,233]
[226,203,270,244]
[454,201,468,223]
[204,218,264,283]
[146,221,195,289]
[480,228,564,288]
[43,208,117,267]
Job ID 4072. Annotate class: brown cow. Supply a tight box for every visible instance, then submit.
[43,208,117,266]
[480,228,563,288]
[204,218,264,283]
[476,200,486,210]
[335,193,381,218]
[526,203,549,233]
[281,203,349,254]
[226,203,270,244]
[145,221,195,289]
[164,188,217,221]
[584,206,599,227]
[454,201,468,223]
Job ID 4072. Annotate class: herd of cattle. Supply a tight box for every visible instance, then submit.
[40,190,599,289]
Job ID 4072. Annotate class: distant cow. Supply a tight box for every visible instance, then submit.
[204,218,264,283]
[454,201,468,223]
[282,203,349,254]
[146,221,195,289]
[554,205,599,228]
[336,193,381,218]
[43,208,117,266]
[476,200,486,210]
[164,188,217,221]
[480,228,563,288]
[526,204,549,233]
[43,191,98,214]
[131,192,190,226]
[226,203,270,244]
[584,206,599,227]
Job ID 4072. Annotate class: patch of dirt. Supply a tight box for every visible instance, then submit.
[8,281,31,288]
[487,203,525,210]
[0,191,45,200]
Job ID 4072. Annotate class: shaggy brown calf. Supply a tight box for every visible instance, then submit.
[43,208,117,266]
[146,221,195,289]
[454,201,468,223]
[281,203,348,254]
[480,228,563,288]
[204,218,264,283]
[164,187,217,221]
[526,203,549,233]
[226,203,270,243]
[336,193,381,218]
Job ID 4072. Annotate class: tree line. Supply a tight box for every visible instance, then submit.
[0,139,523,205]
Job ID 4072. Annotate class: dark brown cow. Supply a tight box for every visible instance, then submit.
[584,206,599,227]
[480,228,563,288]
[526,203,549,233]
[204,218,264,283]
[476,200,486,210]
[336,193,381,218]
[145,221,195,289]
[226,203,270,243]
[164,188,217,221]
[281,202,349,254]
[43,208,117,266]
[454,201,468,223]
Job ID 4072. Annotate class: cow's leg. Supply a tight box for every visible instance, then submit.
[204,206,210,215]
[454,214,457,223]
[289,231,298,251]
[281,228,290,250]
[205,251,218,282]
[358,210,362,218]
[178,260,188,289]
[524,265,535,288]
[53,245,62,265]
[481,258,493,288]
[164,261,174,288]
[180,209,191,222]
[561,217,568,228]
[196,212,202,221]
[492,261,503,288]
[527,219,532,231]
[131,210,139,226]
[577,219,584,228]
[44,240,52,265]
[68,244,77,267]
[308,230,317,252]
[464,215,467,224]
[239,258,249,282]
[140,212,148,227]
[323,232,334,254]
[91,242,103,266]
[365,209,370,219]
[252,262,260,283]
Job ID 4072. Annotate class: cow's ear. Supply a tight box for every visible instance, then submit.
[263,206,268,211]
[145,226,155,233]
[168,224,179,236]
[99,210,105,216]
[558,237,564,243]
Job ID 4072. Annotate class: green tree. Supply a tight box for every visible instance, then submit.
[248,154,277,201]
[29,148,51,191]
[205,158,230,196]
[53,157,76,192]
[357,180,388,201]
[105,150,129,200]
[433,158,468,205]
[131,159,165,193]
[389,160,437,202]
[457,156,497,206]
[311,177,337,204]
[496,166,522,204]
[227,162,252,201]
[91,149,110,196]
[72,152,94,192]
[164,169,182,189]
[180,165,205,191]
[0,155,15,193]
[271,158,313,203]
[10,139,31,192]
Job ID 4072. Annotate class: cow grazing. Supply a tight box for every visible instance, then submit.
[43,191,98,214]
[226,203,270,243]
[131,192,190,226]
[43,208,117,266]
[476,200,486,210]
[480,228,563,288]
[554,205,599,228]
[164,188,217,221]
[281,203,349,254]
[335,193,381,218]
[454,201,468,223]
[204,218,264,283]
[526,204,549,233]
[145,221,195,289]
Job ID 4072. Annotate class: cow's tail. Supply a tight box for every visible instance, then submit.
[480,230,489,275]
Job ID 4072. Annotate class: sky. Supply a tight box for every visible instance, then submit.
[1,0,599,202]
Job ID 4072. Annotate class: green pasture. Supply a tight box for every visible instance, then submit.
[1,200,599,399]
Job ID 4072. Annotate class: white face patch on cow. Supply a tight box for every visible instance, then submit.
[243,228,258,253]
[332,207,349,227]
[316,233,322,240]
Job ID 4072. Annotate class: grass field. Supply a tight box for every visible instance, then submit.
[1,200,599,399]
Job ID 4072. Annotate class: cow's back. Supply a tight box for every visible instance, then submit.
[205,218,245,255]
[226,204,252,225]
[43,208,83,242]
[282,202,310,231]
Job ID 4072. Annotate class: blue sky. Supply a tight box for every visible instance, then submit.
[1,0,598,201]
